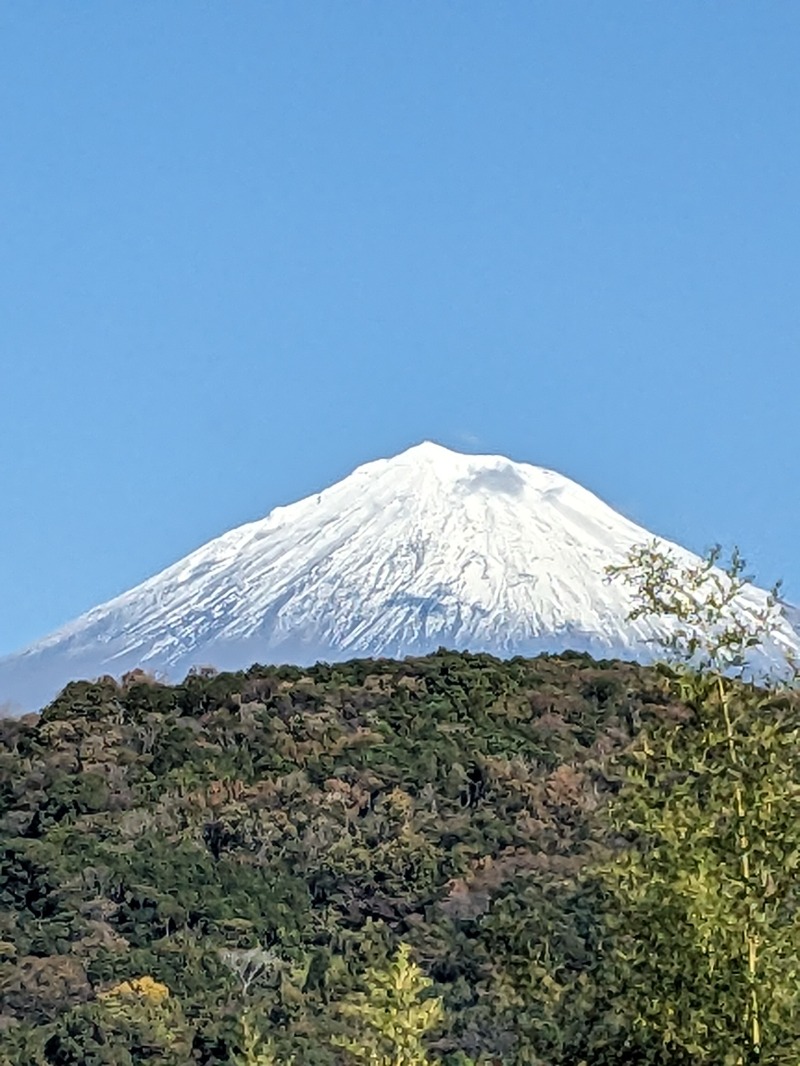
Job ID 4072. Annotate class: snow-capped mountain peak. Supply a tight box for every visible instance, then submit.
[1,442,797,712]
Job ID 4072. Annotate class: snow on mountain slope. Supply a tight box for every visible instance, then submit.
[1,441,797,713]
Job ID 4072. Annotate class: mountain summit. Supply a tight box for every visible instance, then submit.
[1,442,797,712]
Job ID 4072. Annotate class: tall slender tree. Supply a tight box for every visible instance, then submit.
[331,942,445,1066]
[599,543,800,1064]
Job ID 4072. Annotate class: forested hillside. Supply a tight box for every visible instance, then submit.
[0,650,796,1064]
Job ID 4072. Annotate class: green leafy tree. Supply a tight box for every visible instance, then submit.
[331,942,444,1066]
[600,542,800,1064]
[230,1013,285,1066]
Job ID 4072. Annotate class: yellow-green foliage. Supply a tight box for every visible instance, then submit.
[333,942,444,1066]
[95,973,186,1053]
[231,1011,293,1066]
[98,974,171,1006]
[603,543,800,1064]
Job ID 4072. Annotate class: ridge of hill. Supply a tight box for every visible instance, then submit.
[0,649,703,1065]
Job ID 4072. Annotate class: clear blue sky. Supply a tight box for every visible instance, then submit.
[2,3,799,655]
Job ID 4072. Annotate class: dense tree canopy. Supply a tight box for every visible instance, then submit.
[0,647,797,1064]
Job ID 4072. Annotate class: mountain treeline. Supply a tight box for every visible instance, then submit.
[1,649,799,1064]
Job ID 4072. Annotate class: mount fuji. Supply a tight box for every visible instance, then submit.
[1,442,798,713]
